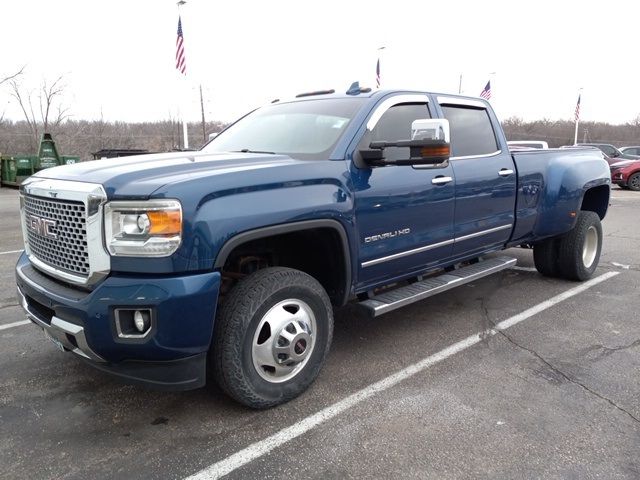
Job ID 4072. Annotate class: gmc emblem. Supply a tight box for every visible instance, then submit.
[27,214,57,239]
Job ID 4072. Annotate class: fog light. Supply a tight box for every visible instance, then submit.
[134,310,150,332]
[114,308,153,339]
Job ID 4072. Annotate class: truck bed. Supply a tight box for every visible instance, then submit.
[510,147,610,244]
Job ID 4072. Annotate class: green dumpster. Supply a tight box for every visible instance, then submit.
[1,134,81,188]
[1,155,36,187]
[35,133,60,170]
[61,155,81,165]
[1,156,16,185]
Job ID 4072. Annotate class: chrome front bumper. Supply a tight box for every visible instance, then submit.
[16,286,105,362]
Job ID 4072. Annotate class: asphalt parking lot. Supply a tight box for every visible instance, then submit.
[1,186,639,480]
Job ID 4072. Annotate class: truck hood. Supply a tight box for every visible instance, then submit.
[32,151,298,198]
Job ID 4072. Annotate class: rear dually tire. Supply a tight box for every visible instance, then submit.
[557,211,603,281]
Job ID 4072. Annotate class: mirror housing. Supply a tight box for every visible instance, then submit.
[360,148,385,163]
[360,118,451,167]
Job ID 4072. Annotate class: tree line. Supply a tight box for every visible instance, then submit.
[501,117,640,148]
[3,116,640,160]
[0,118,226,159]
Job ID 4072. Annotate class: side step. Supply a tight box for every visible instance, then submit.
[358,256,517,317]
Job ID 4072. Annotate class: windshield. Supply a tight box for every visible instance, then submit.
[202,98,365,160]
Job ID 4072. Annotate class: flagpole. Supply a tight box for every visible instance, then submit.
[376,46,385,89]
[573,89,582,145]
[200,84,206,143]
[177,1,189,150]
[489,71,495,103]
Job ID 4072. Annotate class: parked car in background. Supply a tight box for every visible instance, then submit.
[507,140,549,150]
[595,152,620,167]
[610,160,640,191]
[577,143,640,160]
[559,145,621,166]
[619,146,640,156]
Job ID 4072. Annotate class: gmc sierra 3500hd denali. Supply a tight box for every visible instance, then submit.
[15,85,611,408]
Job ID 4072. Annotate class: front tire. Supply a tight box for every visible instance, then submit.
[212,267,333,409]
[627,172,640,191]
[557,211,603,281]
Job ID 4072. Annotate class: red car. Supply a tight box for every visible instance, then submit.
[610,160,640,191]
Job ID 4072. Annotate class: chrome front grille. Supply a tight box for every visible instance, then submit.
[20,178,110,286]
[23,195,90,276]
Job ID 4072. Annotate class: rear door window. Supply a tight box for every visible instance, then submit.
[441,105,498,157]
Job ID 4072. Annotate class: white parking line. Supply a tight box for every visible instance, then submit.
[0,249,23,256]
[0,320,31,331]
[185,271,620,480]
[511,266,538,272]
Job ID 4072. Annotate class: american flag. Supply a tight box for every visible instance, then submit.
[376,58,381,88]
[480,80,491,100]
[574,94,581,122]
[176,16,186,75]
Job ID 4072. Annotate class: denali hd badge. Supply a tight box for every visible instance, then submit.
[364,228,410,243]
[27,214,57,239]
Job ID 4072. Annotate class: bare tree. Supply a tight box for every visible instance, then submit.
[0,66,24,87]
[0,66,25,124]
[10,74,71,150]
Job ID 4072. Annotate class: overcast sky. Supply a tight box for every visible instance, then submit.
[2,0,637,125]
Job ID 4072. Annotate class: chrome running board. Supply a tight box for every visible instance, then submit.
[359,256,517,317]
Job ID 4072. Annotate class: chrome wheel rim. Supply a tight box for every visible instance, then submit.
[582,225,598,268]
[631,175,640,189]
[251,299,317,383]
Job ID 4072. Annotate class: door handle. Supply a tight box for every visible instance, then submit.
[431,176,453,185]
[498,168,514,177]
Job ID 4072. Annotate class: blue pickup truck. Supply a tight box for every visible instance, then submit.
[15,86,610,408]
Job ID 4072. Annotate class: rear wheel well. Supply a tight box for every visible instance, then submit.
[581,185,609,219]
[218,226,349,306]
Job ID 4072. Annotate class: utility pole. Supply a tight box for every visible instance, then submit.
[458,74,462,94]
[200,85,206,143]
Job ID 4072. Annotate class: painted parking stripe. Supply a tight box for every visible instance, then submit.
[0,320,31,331]
[185,271,620,480]
[511,266,538,272]
[0,249,23,256]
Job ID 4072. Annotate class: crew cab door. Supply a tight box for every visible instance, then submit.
[350,95,455,289]
[437,97,516,256]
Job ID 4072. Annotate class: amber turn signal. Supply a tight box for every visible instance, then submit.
[147,210,182,235]
[420,145,450,158]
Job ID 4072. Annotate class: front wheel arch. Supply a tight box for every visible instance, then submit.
[213,219,352,306]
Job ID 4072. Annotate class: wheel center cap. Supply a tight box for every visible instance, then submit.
[294,339,307,355]
[279,330,312,363]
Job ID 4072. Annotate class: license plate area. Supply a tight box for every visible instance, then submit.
[44,329,67,352]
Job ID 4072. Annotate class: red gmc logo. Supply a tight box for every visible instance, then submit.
[27,214,57,239]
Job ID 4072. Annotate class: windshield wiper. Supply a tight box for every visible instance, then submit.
[232,149,277,155]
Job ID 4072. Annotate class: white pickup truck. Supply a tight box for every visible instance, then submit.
[507,140,549,150]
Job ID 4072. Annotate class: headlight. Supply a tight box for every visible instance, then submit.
[104,200,182,256]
